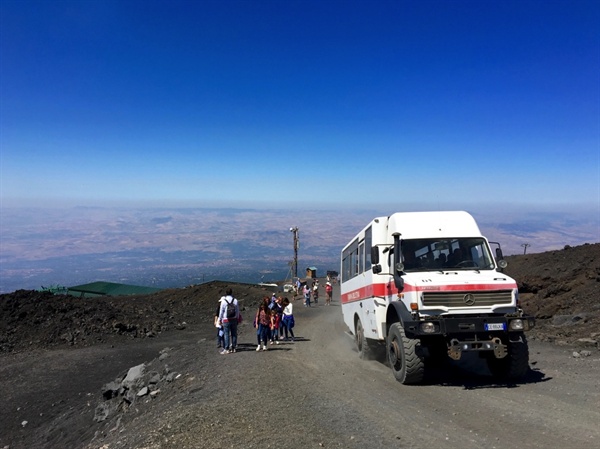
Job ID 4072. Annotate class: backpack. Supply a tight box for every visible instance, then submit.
[225,298,236,320]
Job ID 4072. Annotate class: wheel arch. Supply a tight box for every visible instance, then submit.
[353,311,362,333]
[386,301,412,333]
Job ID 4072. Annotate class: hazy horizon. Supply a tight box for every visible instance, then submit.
[1,203,597,294]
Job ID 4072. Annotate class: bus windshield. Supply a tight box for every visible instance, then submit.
[401,237,495,271]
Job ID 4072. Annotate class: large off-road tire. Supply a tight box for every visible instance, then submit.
[356,317,375,360]
[387,322,425,384]
[486,333,530,380]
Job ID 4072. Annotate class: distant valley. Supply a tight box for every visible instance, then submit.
[1,205,597,293]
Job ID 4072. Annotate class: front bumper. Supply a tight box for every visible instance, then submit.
[402,314,535,338]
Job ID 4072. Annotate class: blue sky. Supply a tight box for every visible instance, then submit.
[1,0,599,210]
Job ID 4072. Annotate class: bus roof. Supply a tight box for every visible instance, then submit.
[341,211,484,252]
[387,211,481,239]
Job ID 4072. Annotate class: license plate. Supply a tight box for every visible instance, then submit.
[485,323,505,331]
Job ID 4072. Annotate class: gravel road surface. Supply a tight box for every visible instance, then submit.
[1,288,599,449]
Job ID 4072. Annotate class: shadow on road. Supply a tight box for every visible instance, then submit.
[371,352,551,389]
[406,359,552,389]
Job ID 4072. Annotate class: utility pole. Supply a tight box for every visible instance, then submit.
[290,227,299,278]
[521,243,530,255]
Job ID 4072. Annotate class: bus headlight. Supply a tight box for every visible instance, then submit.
[420,322,438,334]
[509,319,524,331]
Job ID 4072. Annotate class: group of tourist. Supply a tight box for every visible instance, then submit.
[214,280,334,354]
[253,293,295,351]
[214,290,295,354]
[300,279,333,307]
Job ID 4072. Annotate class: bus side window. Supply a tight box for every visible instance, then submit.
[359,242,365,274]
[365,226,372,271]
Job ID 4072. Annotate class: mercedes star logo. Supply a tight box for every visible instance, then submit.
[463,293,476,306]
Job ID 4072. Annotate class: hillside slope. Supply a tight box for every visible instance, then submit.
[0,281,276,353]
[504,242,600,345]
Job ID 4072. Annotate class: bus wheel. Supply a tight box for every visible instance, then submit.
[387,322,425,384]
[356,318,373,360]
[486,333,530,380]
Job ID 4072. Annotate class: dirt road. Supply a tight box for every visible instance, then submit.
[2,289,599,449]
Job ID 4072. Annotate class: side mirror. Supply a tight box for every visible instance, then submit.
[495,247,504,260]
[371,246,379,265]
[393,262,405,291]
[372,264,382,274]
[394,275,405,292]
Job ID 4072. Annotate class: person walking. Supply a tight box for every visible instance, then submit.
[254,299,270,351]
[214,299,225,349]
[325,282,333,305]
[281,297,295,341]
[217,288,239,354]
[269,309,280,345]
[303,283,311,307]
[276,296,285,340]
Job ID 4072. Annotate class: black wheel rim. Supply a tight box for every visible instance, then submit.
[389,338,401,368]
[356,321,363,351]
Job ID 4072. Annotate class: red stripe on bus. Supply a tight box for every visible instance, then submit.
[340,282,517,304]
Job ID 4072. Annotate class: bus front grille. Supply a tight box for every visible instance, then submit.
[422,290,513,307]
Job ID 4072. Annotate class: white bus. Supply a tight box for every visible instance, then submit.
[340,211,534,384]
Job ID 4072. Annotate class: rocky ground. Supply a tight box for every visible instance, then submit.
[503,242,600,346]
[0,242,598,449]
[0,281,276,354]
